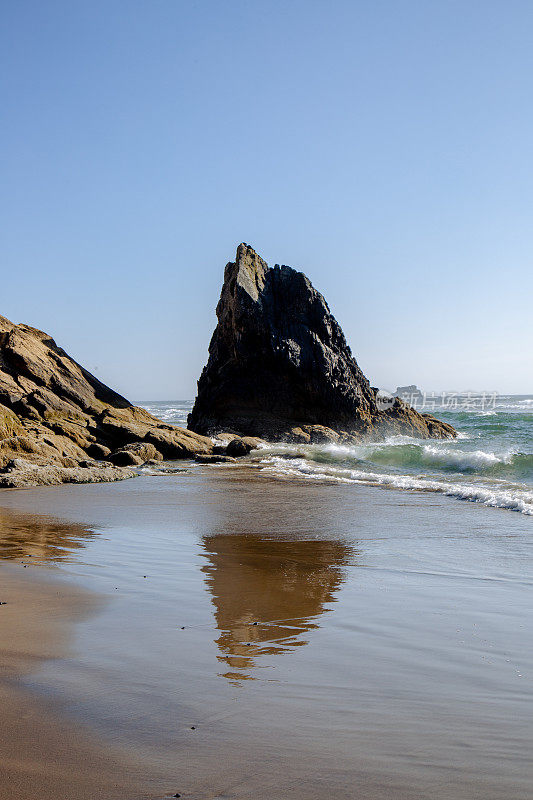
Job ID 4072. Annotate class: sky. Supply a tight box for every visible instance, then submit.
[2,0,532,398]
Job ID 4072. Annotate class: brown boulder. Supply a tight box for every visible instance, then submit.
[108,450,143,467]
[0,313,214,488]
[108,442,163,466]
[225,438,253,457]
[86,442,112,460]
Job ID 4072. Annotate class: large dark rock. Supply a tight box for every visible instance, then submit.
[188,244,456,442]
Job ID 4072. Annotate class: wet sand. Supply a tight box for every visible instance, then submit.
[1,466,532,799]
[0,563,164,800]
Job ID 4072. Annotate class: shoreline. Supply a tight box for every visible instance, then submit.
[1,469,532,800]
[0,561,163,800]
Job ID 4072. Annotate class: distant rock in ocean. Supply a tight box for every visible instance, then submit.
[188,244,456,443]
[0,315,213,487]
[394,385,424,400]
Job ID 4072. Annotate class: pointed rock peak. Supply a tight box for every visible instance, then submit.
[228,243,268,302]
[190,244,376,437]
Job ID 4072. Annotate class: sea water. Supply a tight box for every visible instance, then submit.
[139,395,533,515]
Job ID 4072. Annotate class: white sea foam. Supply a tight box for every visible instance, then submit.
[259,439,526,474]
[419,445,511,471]
[499,398,533,409]
[488,399,533,412]
[137,403,190,425]
[257,456,533,515]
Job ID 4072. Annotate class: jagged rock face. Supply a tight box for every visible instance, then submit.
[189,245,375,436]
[0,314,213,484]
[189,244,456,442]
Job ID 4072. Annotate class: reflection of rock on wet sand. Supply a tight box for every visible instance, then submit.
[201,533,354,683]
[0,507,96,562]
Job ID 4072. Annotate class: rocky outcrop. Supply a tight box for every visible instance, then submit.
[107,442,163,467]
[188,244,456,442]
[0,314,213,487]
[0,458,136,489]
[394,385,424,400]
[194,454,237,464]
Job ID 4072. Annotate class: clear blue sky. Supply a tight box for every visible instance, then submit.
[2,0,532,398]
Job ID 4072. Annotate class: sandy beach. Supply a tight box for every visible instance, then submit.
[0,561,162,800]
[1,466,532,799]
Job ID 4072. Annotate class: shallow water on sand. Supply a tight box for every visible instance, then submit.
[1,469,532,799]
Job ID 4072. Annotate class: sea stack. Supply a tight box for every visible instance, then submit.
[188,244,456,443]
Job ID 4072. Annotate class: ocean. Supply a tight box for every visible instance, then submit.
[139,395,533,515]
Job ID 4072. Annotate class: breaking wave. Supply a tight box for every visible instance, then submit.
[139,396,533,516]
[361,443,533,478]
[255,453,533,515]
